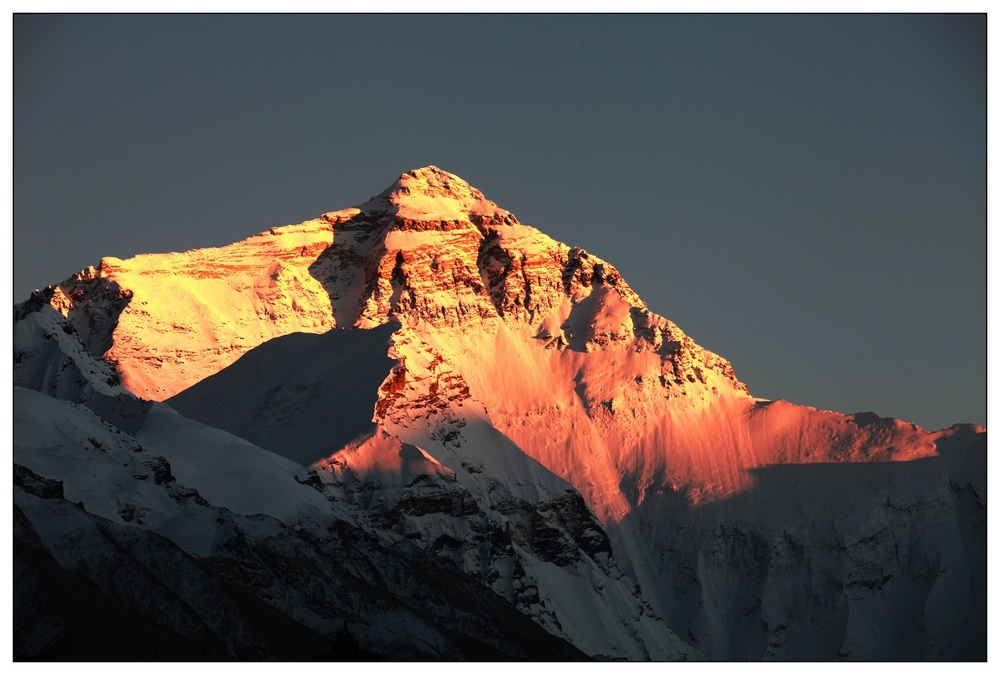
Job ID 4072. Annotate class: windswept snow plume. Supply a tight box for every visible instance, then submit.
[15,166,985,660]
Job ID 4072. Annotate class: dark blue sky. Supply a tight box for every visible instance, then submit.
[13,14,985,430]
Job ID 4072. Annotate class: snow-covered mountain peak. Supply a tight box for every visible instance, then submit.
[358,165,515,225]
[15,167,748,407]
[13,166,987,661]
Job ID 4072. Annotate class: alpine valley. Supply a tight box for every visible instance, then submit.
[13,166,986,661]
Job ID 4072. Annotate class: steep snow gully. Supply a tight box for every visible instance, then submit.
[14,166,985,660]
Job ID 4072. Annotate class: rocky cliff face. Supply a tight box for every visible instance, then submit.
[15,166,985,660]
[24,167,744,402]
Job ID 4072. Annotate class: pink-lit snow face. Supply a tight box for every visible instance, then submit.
[44,166,974,524]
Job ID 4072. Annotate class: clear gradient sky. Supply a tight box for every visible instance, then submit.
[13,14,985,430]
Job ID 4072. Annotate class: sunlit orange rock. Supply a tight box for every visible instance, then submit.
[28,166,979,523]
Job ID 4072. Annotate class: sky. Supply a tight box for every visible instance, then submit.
[12,14,986,431]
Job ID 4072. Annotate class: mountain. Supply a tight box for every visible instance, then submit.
[13,307,592,661]
[14,166,985,660]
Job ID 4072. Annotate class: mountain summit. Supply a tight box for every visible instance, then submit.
[359,165,515,222]
[15,167,986,660]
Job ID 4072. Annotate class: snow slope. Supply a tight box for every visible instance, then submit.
[13,399,590,661]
